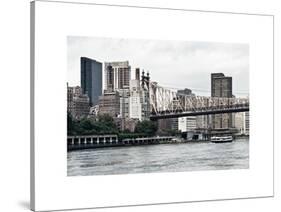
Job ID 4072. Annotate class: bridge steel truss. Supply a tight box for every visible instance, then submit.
[147,83,249,120]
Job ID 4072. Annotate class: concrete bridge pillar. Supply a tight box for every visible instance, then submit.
[110,137,112,143]
[97,137,99,144]
[90,137,93,144]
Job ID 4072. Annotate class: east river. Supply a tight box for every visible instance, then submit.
[67,137,249,176]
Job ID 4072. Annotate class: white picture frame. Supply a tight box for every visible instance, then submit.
[30,0,274,211]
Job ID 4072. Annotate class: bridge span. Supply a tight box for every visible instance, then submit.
[140,75,249,120]
[150,106,249,120]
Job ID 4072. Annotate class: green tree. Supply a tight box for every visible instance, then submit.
[67,113,120,135]
[78,118,95,135]
[134,120,158,136]
[67,112,75,135]
[97,114,119,134]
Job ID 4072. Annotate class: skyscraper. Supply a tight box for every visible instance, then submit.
[119,89,130,118]
[135,68,140,81]
[211,73,232,98]
[129,69,150,121]
[211,73,233,129]
[129,79,142,120]
[104,61,131,91]
[81,57,102,106]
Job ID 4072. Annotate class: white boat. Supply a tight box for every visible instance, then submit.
[210,135,233,143]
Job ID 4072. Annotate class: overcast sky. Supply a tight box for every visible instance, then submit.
[67,36,249,97]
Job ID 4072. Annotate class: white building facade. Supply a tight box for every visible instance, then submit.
[234,112,250,135]
[129,79,142,120]
[178,116,197,132]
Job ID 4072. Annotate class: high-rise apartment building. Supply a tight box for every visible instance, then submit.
[211,73,232,98]
[129,69,150,121]
[98,91,120,118]
[135,68,140,80]
[129,79,142,120]
[104,61,131,91]
[67,85,90,119]
[119,89,130,118]
[211,73,233,129]
[81,57,102,106]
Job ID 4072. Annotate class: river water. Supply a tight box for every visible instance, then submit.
[67,137,249,176]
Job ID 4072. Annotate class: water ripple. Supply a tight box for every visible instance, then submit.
[68,138,249,176]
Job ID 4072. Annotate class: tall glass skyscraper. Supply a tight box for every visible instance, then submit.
[80,57,102,106]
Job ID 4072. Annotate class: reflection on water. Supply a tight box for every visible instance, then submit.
[67,138,249,176]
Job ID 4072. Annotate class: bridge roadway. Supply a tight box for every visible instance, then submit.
[149,106,249,120]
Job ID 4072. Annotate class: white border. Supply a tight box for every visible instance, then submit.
[31,1,274,211]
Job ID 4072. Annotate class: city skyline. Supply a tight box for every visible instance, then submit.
[67,36,249,97]
[67,36,250,176]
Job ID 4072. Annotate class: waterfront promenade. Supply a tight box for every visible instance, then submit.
[67,135,175,151]
[67,134,249,151]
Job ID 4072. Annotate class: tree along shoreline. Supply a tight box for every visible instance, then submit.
[67,113,179,139]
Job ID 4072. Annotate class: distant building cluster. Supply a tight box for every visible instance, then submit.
[155,73,249,137]
[67,85,90,119]
[67,57,249,136]
[67,58,151,132]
